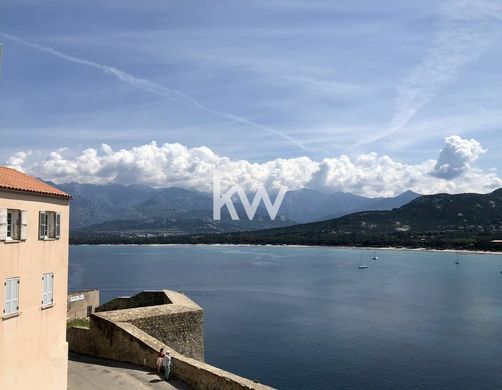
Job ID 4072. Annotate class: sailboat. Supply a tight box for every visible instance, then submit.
[372,250,379,260]
[455,252,460,265]
[358,251,368,269]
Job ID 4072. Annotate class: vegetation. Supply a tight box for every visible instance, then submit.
[56,182,420,233]
[70,189,502,252]
[67,318,90,329]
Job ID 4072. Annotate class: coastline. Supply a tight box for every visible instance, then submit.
[70,242,502,255]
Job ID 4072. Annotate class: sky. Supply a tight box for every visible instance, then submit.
[1,0,502,196]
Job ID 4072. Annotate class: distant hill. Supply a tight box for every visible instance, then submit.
[54,182,420,233]
[279,189,420,222]
[81,210,295,236]
[71,189,502,251]
[190,189,502,250]
[53,182,159,228]
[260,190,502,237]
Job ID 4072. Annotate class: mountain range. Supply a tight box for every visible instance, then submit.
[69,188,502,251]
[52,182,420,234]
[177,188,502,250]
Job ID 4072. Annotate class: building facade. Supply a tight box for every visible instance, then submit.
[67,289,100,320]
[0,167,71,390]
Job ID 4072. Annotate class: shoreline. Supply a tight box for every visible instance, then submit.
[70,242,502,255]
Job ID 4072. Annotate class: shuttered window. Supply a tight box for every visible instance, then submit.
[0,209,26,241]
[7,209,20,240]
[39,211,61,240]
[42,273,54,307]
[4,277,20,316]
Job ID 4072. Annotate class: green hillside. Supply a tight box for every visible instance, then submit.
[71,189,502,251]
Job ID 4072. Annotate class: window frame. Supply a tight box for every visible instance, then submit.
[6,209,21,241]
[39,211,61,240]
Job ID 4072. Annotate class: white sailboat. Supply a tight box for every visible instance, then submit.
[372,250,379,260]
[358,251,368,269]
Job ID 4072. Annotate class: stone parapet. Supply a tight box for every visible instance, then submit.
[67,290,275,390]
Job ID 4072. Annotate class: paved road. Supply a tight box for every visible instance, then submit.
[68,353,192,390]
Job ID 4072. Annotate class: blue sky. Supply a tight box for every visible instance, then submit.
[1,0,501,195]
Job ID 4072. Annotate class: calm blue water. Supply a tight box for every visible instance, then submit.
[69,245,502,390]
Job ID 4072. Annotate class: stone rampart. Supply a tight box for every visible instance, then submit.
[67,290,274,390]
[95,290,171,312]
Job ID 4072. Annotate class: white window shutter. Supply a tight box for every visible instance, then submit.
[42,275,47,305]
[55,213,61,239]
[42,274,54,306]
[4,280,10,315]
[0,208,7,241]
[4,278,19,315]
[20,210,28,240]
[39,211,46,239]
[8,280,13,315]
[13,279,19,312]
[49,274,54,303]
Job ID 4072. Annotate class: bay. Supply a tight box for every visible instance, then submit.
[69,245,502,389]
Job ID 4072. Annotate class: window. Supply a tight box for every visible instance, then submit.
[7,209,20,240]
[0,209,27,241]
[42,273,54,307]
[4,277,20,317]
[39,211,61,240]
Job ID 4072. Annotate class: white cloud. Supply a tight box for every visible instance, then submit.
[6,151,31,172]
[431,135,486,179]
[5,136,501,197]
[13,142,317,193]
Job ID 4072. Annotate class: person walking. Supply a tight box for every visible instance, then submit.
[163,351,172,381]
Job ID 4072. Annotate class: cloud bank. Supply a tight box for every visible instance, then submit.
[6,135,501,197]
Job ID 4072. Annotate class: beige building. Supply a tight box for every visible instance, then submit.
[0,166,71,390]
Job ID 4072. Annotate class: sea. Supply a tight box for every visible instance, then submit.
[69,245,502,390]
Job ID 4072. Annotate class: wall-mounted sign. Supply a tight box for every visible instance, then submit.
[70,294,85,302]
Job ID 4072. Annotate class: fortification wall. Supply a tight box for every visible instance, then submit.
[95,290,171,312]
[67,316,273,390]
[130,310,204,361]
[67,290,274,389]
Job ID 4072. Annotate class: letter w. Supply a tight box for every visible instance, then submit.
[236,186,287,220]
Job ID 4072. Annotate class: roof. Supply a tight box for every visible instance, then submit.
[0,166,71,199]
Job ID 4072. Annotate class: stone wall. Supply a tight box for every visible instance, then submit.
[67,317,275,390]
[131,310,204,361]
[95,290,171,312]
[67,289,100,320]
[87,290,204,361]
[67,319,155,368]
[67,290,275,389]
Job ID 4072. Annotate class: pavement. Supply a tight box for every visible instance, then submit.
[68,352,192,390]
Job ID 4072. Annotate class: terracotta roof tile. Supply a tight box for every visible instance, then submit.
[0,166,71,199]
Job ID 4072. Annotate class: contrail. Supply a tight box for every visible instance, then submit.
[349,0,498,150]
[0,32,310,152]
